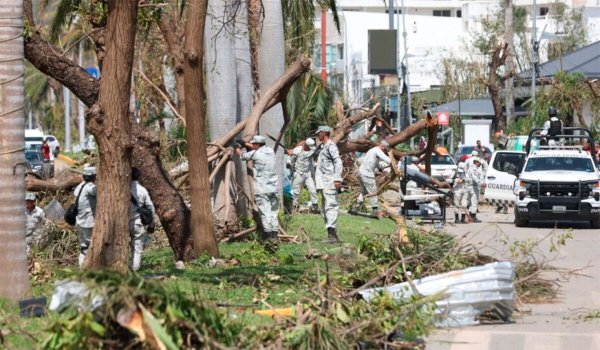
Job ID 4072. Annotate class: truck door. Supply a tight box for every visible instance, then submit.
[484,151,527,206]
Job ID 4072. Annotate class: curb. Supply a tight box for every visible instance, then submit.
[57,154,76,166]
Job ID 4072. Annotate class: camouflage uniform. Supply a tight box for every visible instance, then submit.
[452,163,468,221]
[315,140,343,229]
[241,144,280,238]
[290,146,318,207]
[357,146,390,209]
[74,181,97,266]
[465,164,483,219]
[25,206,46,253]
[130,180,155,271]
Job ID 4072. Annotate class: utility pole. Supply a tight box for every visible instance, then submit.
[531,0,537,113]
[401,0,413,146]
[78,41,85,147]
[63,86,71,152]
[504,0,514,129]
[320,10,327,83]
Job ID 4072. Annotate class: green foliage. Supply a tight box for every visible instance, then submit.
[282,0,340,63]
[42,270,242,350]
[49,0,83,42]
[166,122,187,161]
[285,73,335,146]
[509,72,594,136]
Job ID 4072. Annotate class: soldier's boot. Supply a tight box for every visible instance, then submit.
[323,227,341,244]
[460,214,466,223]
[348,202,361,215]
[495,206,502,213]
[471,213,482,223]
[370,207,380,219]
[454,213,460,224]
[502,206,508,214]
[311,203,321,214]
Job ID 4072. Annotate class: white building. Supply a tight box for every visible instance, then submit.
[314,0,600,103]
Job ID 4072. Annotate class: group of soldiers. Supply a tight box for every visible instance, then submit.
[236,125,343,245]
[25,166,155,271]
[451,151,487,224]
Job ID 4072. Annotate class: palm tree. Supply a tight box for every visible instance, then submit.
[0,1,32,300]
[258,0,287,194]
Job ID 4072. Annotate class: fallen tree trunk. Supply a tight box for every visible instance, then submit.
[25,174,82,192]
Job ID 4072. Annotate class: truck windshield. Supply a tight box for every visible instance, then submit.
[524,157,595,172]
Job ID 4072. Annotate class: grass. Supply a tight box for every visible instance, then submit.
[141,212,397,307]
[0,212,398,348]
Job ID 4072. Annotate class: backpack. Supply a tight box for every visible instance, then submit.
[131,194,154,226]
[64,182,87,226]
[548,118,562,137]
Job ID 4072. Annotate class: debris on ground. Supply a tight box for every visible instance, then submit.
[359,261,516,327]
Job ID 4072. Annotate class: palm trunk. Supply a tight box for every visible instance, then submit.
[184,0,219,257]
[84,0,139,270]
[206,0,238,230]
[0,1,31,300]
[257,0,286,196]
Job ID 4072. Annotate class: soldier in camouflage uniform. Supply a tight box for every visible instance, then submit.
[452,163,468,223]
[74,166,97,266]
[130,167,155,271]
[465,159,484,223]
[287,138,319,213]
[315,126,343,243]
[25,192,46,254]
[236,135,280,244]
[349,140,391,218]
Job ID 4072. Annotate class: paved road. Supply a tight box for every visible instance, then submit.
[426,205,600,350]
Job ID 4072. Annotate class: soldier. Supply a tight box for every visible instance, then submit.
[130,167,155,271]
[315,126,343,243]
[541,106,563,145]
[452,163,468,224]
[74,166,97,266]
[349,140,391,218]
[465,159,484,223]
[287,138,319,213]
[236,135,280,245]
[25,192,46,254]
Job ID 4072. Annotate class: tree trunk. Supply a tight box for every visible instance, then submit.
[0,2,31,300]
[205,0,238,230]
[131,122,195,261]
[233,0,253,217]
[184,0,219,257]
[504,0,515,127]
[23,0,197,262]
[257,0,286,195]
[84,0,139,270]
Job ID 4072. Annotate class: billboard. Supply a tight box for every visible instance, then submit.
[368,30,397,75]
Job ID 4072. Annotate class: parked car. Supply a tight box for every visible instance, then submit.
[420,154,458,185]
[455,145,492,163]
[44,135,60,154]
[25,150,44,176]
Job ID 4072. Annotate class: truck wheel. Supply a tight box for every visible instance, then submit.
[514,208,528,227]
[591,218,600,229]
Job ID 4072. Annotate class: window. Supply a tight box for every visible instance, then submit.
[539,7,549,16]
[337,44,344,60]
[457,10,462,18]
[525,157,594,172]
[433,10,451,17]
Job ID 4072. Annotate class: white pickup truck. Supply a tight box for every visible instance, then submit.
[485,128,600,228]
